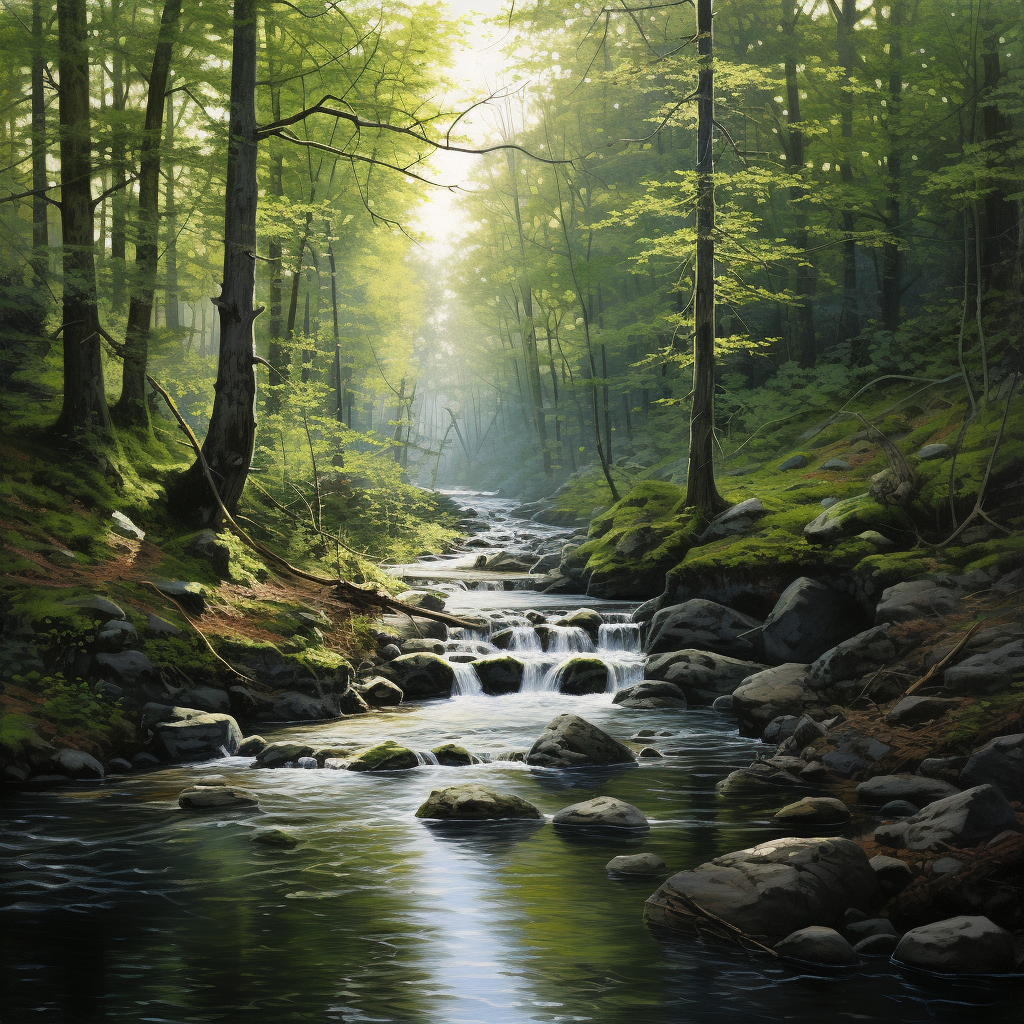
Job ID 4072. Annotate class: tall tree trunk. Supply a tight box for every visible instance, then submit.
[264,36,285,415]
[113,0,182,425]
[30,0,48,292]
[168,0,259,524]
[684,0,726,514]
[110,51,126,310]
[163,93,179,331]
[55,0,111,437]
[880,0,903,334]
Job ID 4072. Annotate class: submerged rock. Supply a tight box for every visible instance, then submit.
[178,784,258,810]
[612,680,687,709]
[526,713,637,769]
[415,783,541,820]
[552,795,648,829]
[774,926,859,966]
[251,828,299,848]
[606,852,666,875]
[893,916,1014,974]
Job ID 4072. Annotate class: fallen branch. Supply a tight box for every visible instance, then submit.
[147,373,480,630]
[902,622,983,697]
[670,890,779,958]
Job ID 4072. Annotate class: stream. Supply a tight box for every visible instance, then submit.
[0,493,1014,1023]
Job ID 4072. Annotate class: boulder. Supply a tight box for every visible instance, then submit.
[526,713,637,769]
[874,785,1020,851]
[854,934,898,957]
[807,626,895,690]
[472,655,525,695]
[916,443,951,461]
[381,653,455,699]
[697,497,767,543]
[151,579,207,615]
[144,613,182,638]
[773,797,851,826]
[347,740,419,772]
[732,664,815,736]
[356,676,404,707]
[554,656,609,695]
[606,853,666,875]
[252,828,299,848]
[431,743,475,766]
[760,578,866,664]
[270,692,341,721]
[645,837,882,941]
[552,795,648,829]
[880,800,920,818]
[236,735,266,756]
[943,640,1024,693]
[337,687,371,716]
[845,917,897,942]
[95,651,155,688]
[885,696,958,726]
[397,590,447,613]
[644,600,763,658]
[95,618,138,653]
[869,855,913,894]
[45,748,104,780]
[179,686,231,714]
[151,706,243,761]
[959,733,1024,801]
[874,580,961,625]
[774,926,859,966]
[184,529,230,577]
[415,783,541,820]
[178,784,258,810]
[255,741,314,767]
[381,613,447,641]
[400,638,446,655]
[62,595,126,620]
[612,681,687,709]
[561,608,603,642]
[779,454,809,471]
[893,916,1014,974]
[645,650,767,704]
[856,775,960,807]
[804,493,903,545]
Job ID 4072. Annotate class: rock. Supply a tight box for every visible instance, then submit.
[184,529,230,577]
[820,459,851,472]
[645,600,763,658]
[105,757,133,774]
[821,751,869,778]
[526,713,637,769]
[381,653,455,699]
[893,916,1014,974]
[561,608,603,642]
[645,837,882,941]
[472,655,525,695]
[180,686,231,714]
[356,676,404,707]
[715,764,802,794]
[697,498,767,543]
[110,510,145,540]
[95,618,138,653]
[874,580,961,625]
[804,493,902,545]
[645,650,767,704]
[415,784,541,820]
[943,641,1024,694]
[857,530,896,550]
[236,735,266,756]
[554,656,609,695]
[773,797,851,826]
[856,775,960,807]
[62,595,126,620]
[932,856,963,875]
[959,733,1024,801]
[732,664,815,736]
[178,784,258,810]
[712,694,734,713]
[763,715,800,744]
[379,644,401,661]
[252,828,299,848]
[347,740,419,772]
[845,917,897,941]
[779,454,809,471]
[552,795,648,829]
[400,638,446,655]
[431,743,475,766]
[151,706,243,761]
[879,800,920,818]
[612,680,687,709]
[95,650,155,688]
[820,497,840,509]
[639,747,663,758]
[144,613,182,638]
[270,692,341,721]
[255,741,314,767]
[337,687,371,716]
[920,755,967,782]
[874,785,1020,851]
[799,761,828,783]
[854,934,898,956]
[151,579,207,615]
[869,855,913,893]
[397,590,447,613]
[381,613,447,641]
[916,443,951,461]
[792,715,828,748]
[807,626,896,690]
[606,853,666,875]
[886,696,958,726]
[774,926,859,966]
[46,748,105,780]
[760,578,866,664]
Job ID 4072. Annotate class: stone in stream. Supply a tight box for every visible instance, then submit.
[879,800,919,818]
[178,784,258,810]
[644,600,763,659]
[526,714,637,769]
[356,677,404,707]
[399,638,446,655]
[644,837,882,942]
[255,741,314,768]
[148,705,243,761]
[893,916,1015,974]
[415,784,542,820]
[606,853,666,876]
[854,934,899,957]
[557,608,603,642]
[471,655,524,695]
[612,681,687,709]
[44,748,105,780]
[554,656,609,695]
[772,796,850,826]
[396,590,447,612]
[236,735,266,757]
[731,664,817,736]
[774,926,859,967]
[431,743,476,766]
[644,650,767,705]
[552,795,648,830]
[380,653,455,699]
[251,828,299,848]
[346,741,419,772]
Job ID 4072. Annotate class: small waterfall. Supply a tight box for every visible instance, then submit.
[451,662,484,696]
[605,657,645,691]
[546,625,595,654]
[602,611,632,624]
[415,750,441,766]
[520,656,560,692]
[475,580,505,591]
[598,622,641,653]
[509,626,542,653]
[218,745,231,758]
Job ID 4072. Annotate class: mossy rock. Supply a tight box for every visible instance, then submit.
[555,656,609,695]
[471,655,524,695]
[382,652,455,699]
[431,743,476,766]
[347,740,419,772]
[415,783,542,820]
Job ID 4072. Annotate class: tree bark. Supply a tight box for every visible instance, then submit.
[264,37,285,415]
[168,0,259,524]
[880,0,903,334]
[55,0,111,437]
[30,0,48,291]
[110,50,126,311]
[163,93,179,331]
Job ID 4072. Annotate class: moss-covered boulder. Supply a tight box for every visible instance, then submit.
[471,655,524,695]
[381,652,455,699]
[803,493,908,546]
[346,740,419,772]
[431,743,476,766]
[415,783,542,820]
[554,656,609,695]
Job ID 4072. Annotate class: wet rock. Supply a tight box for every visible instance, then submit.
[606,853,666,875]
[397,590,447,613]
[150,706,243,761]
[645,650,767,704]
[431,743,475,766]
[178,784,258,810]
[347,740,419,772]
[916,443,951,461]
[874,784,1020,851]
[712,694,734,713]
[415,783,541,820]
[379,644,401,661]
[236,735,266,757]
[151,579,207,615]
[184,529,230,577]
[46,748,105,780]
[716,764,802,794]
[472,655,525,695]
[943,641,1024,694]
[295,756,317,769]
[644,600,763,658]
[337,687,370,716]
[639,747,662,758]
[779,454,809,471]
[381,653,455,699]
[959,733,1024,801]
[845,917,897,941]
[95,650,155,688]
[893,916,1014,973]
[613,680,687,709]
[105,757,133,774]
[110,510,145,540]
[398,638,446,655]
[886,696,959,726]
[96,618,138,653]
[645,837,882,941]
[874,580,961,625]
[270,692,340,720]
[879,800,919,818]
[760,578,867,664]
[552,795,648,830]
[560,608,603,642]
[773,796,850,826]
[856,775,960,807]
[697,497,767,543]
[254,741,313,767]
[555,656,609,696]
[526,713,637,768]
[821,751,869,778]
[854,934,898,956]
[252,828,298,848]
[774,926,859,966]
[763,715,800,744]
[732,664,815,736]
[356,676,404,707]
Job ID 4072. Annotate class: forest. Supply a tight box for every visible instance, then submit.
[0,1,1022,1022]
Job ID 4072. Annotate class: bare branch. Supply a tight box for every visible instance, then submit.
[620,90,698,143]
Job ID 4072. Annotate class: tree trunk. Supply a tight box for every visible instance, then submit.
[30,0,48,292]
[264,38,285,415]
[836,0,862,359]
[110,51,126,311]
[163,93,179,331]
[168,0,259,524]
[684,0,727,514]
[55,0,111,437]
[113,0,182,425]
[880,0,903,334]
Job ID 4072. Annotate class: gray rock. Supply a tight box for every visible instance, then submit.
[792,714,828,748]
[526,713,637,769]
[337,686,370,716]
[856,775,960,807]
[151,580,207,615]
[46,748,104,780]
[879,800,919,818]
[886,696,959,726]
[732,664,815,736]
[856,934,899,957]
[874,580,961,625]
[894,916,1014,973]
[356,676,404,707]
[396,589,447,613]
[869,855,913,893]
[400,638,446,655]
[763,715,801,744]
[296,757,318,769]
[152,707,243,761]
[875,784,1020,851]
[379,644,401,661]
[236,735,266,756]
[144,613,181,638]
[820,459,851,471]
[846,917,897,941]
[645,649,767,704]
[820,497,840,509]
[799,761,828,783]
[716,765,802,794]
[178,784,258,810]
[916,443,951,461]
[959,733,1024,801]
[932,857,963,875]
[612,680,687,709]
[857,530,896,550]
[606,852,666,875]
[561,608,604,642]
[270,692,340,721]
[552,795,648,829]
[774,926,859,966]
[779,454,809,471]
[822,752,869,777]
[807,626,896,690]
[644,600,763,658]
[773,796,850,825]
[761,578,866,664]
[180,686,231,714]
[712,694,734,713]
[62,595,126,620]
[105,757,132,774]
[96,618,138,653]
[415,783,541,820]
[347,740,419,772]
[184,529,230,577]
[95,650,155,688]
[110,510,145,540]
[254,740,313,768]
[697,497,767,543]
[381,652,455,699]
[943,640,1024,694]
[645,837,882,941]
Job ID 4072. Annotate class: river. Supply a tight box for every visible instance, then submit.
[0,493,1013,1022]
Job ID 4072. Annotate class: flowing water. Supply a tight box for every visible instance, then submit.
[1,492,1016,1023]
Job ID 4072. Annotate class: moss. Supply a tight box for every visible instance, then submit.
[431,743,475,766]
[853,551,958,591]
[347,739,419,772]
[0,711,38,757]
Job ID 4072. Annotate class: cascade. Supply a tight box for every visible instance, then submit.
[508,626,542,652]
[519,656,561,692]
[415,750,441,766]
[545,625,596,654]
[451,662,484,696]
[597,622,641,653]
